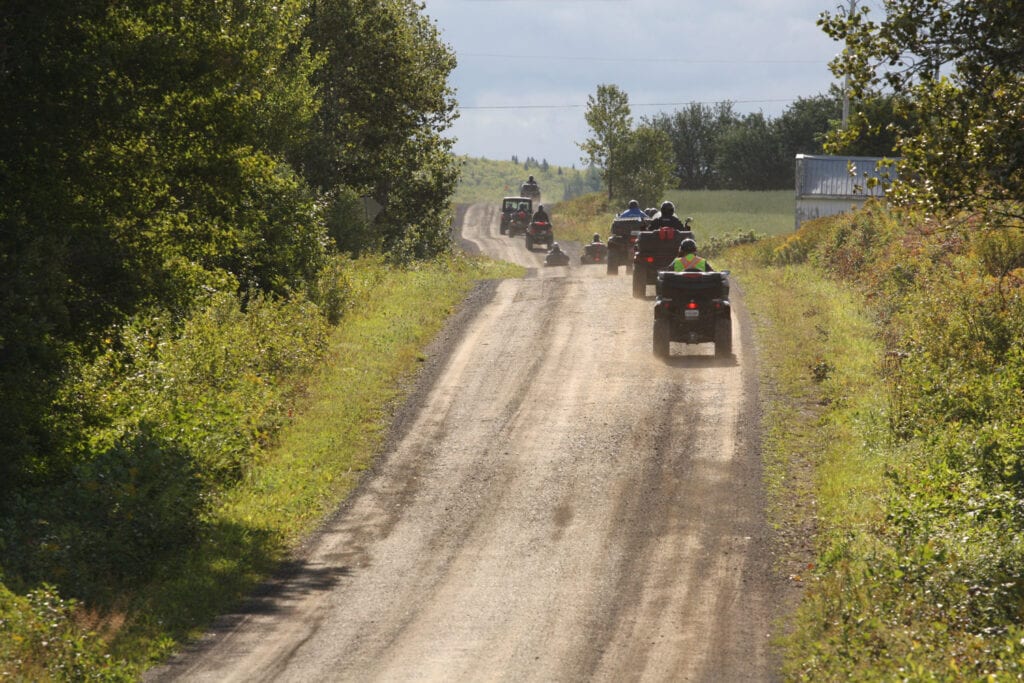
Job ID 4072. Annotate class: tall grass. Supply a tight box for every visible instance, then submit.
[731,203,1024,679]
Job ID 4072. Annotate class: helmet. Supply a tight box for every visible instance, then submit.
[660,201,675,216]
[538,204,544,211]
[679,238,697,254]
[628,199,639,209]
[593,233,601,242]
[551,242,561,251]
[528,175,535,182]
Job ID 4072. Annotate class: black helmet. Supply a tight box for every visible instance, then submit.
[592,233,601,242]
[660,201,675,216]
[528,175,535,182]
[538,204,544,211]
[628,199,639,209]
[679,238,697,254]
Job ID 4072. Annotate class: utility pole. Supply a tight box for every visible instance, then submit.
[842,0,857,129]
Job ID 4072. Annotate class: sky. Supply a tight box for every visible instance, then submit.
[419,0,855,168]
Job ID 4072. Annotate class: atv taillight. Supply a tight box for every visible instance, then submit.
[645,256,655,263]
[686,300,698,310]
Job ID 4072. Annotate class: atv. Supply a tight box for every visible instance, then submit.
[520,181,541,203]
[652,270,732,358]
[525,220,554,251]
[580,241,608,265]
[631,219,696,298]
[500,196,532,236]
[545,246,570,267]
[606,217,648,275]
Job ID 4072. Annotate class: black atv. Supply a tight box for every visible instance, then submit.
[652,270,732,358]
[545,246,570,267]
[520,182,541,203]
[525,220,553,251]
[631,219,695,298]
[606,217,648,275]
[580,241,608,264]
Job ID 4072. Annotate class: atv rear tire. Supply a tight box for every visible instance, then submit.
[714,316,732,357]
[653,318,671,358]
[607,253,619,275]
[525,236,534,251]
[632,266,647,298]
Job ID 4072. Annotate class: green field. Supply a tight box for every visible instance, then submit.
[454,156,796,238]
[663,189,796,236]
[549,190,795,247]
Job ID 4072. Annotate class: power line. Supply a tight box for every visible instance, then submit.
[459,98,797,111]
[460,52,828,65]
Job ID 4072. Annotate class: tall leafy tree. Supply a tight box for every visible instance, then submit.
[820,0,1024,225]
[0,0,328,491]
[716,113,788,191]
[579,84,632,200]
[647,102,738,190]
[610,126,675,208]
[302,0,460,259]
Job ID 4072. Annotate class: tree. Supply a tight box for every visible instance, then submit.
[820,1,1024,226]
[579,84,632,199]
[301,0,460,259]
[647,102,737,190]
[775,93,841,156]
[0,0,327,492]
[716,113,788,191]
[609,126,675,208]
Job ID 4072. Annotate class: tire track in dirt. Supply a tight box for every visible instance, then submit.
[146,203,786,682]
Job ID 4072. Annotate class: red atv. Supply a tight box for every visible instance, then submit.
[525,220,554,251]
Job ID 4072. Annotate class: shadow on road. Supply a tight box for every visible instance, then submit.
[660,353,738,369]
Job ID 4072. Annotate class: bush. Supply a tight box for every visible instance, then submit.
[0,583,132,681]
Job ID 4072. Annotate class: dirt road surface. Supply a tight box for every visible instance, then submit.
[147,204,786,682]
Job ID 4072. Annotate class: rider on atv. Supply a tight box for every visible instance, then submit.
[618,199,648,220]
[581,233,608,264]
[545,242,570,267]
[647,201,687,230]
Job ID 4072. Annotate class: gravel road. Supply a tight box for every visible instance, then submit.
[147,204,786,682]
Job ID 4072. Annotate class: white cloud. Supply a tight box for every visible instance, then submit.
[423,0,843,166]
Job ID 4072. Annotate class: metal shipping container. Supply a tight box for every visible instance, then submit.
[795,154,898,229]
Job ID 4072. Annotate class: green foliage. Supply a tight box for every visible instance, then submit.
[452,157,601,204]
[820,0,1024,229]
[647,102,737,190]
[0,584,133,681]
[716,112,790,191]
[609,125,675,207]
[739,202,1024,678]
[579,84,633,199]
[301,0,460,260]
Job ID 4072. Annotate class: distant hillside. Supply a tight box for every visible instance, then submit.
[453,156,603,205]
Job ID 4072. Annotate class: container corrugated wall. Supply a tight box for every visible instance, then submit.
[794,154,898,228]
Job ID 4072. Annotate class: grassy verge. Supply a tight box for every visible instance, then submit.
[721,246,890,585]
[115,253,522,670]
[730,202,1024,679]
[0,253,523,679]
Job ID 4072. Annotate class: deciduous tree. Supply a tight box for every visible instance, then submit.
[820,1,1024,226]
[579,84,632,199]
